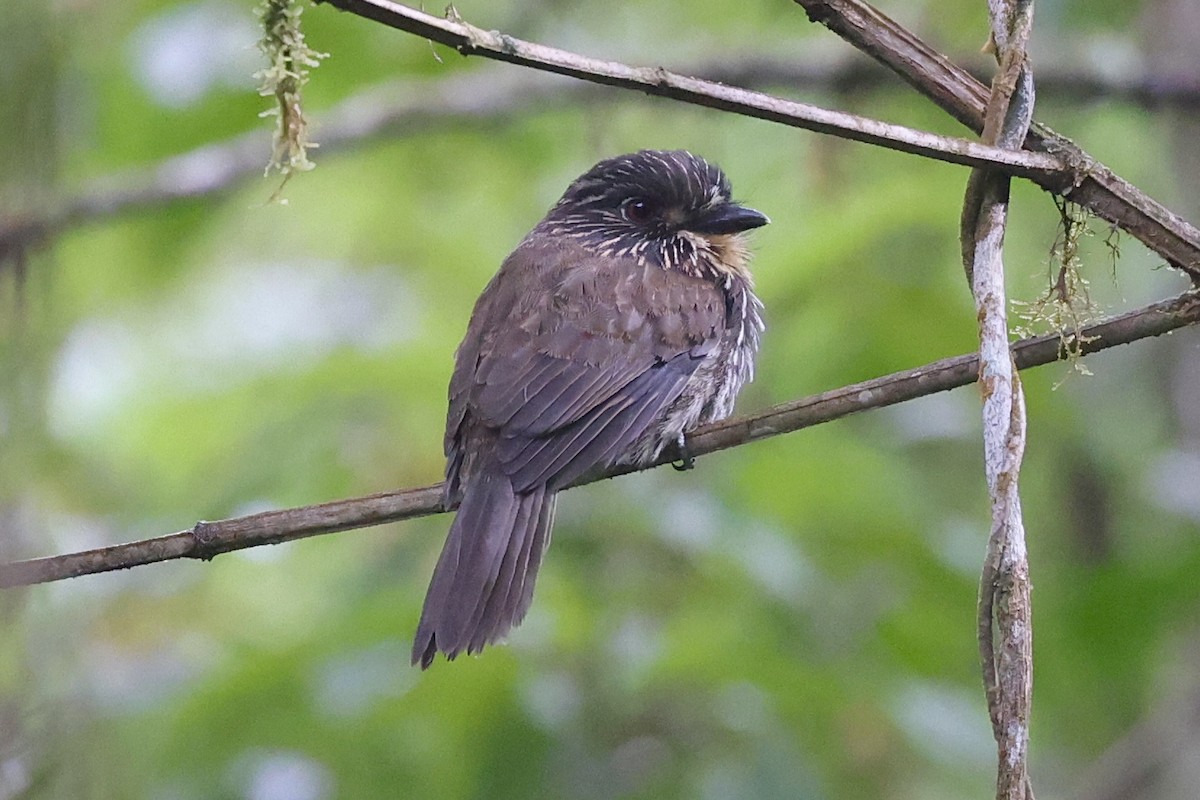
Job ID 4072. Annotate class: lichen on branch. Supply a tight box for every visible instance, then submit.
[1013,198,1108,379]
[255,0,327,195]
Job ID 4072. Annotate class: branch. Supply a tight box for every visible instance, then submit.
[0,59,1059,264]
[316,0,1067,175]
[961,2,1036,797]
[794,0,1200,282]
[0,70,561,261]
[6,2,1197,294]
[1,58,1195,262]
[2,290,1196,590]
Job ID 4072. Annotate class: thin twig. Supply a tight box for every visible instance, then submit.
[961,1,1037,797]
[2,290,1196,590]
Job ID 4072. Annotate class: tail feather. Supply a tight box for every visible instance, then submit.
[467,487,536,653]
[440,475,519,646]
[512,495,555,623]
[412,472,555,669]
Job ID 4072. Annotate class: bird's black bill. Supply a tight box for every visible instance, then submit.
[690,203,770,235]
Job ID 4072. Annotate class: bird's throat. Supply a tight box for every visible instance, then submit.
[680,231,754,284]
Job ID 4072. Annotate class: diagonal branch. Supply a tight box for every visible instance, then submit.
[1,58,1196,261]
[316,0,1065,180]
[794,0,1200,282]
[2,290,1196,590]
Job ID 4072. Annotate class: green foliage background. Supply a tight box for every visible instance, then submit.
[3,1,1200,798]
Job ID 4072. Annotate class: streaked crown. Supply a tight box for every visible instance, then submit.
[537,150,767,274]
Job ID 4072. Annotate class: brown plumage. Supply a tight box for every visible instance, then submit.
[413,150,767,668]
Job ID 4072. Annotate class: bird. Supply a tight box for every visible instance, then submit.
[412,149,768,669]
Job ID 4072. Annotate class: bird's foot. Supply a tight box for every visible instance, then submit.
[670,433,694,472]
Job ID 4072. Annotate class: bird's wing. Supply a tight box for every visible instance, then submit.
[446,241,726,493]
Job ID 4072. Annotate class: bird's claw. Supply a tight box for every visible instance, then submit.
[670,434,694,471]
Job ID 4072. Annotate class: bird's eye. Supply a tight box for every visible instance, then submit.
[621,197,655,224]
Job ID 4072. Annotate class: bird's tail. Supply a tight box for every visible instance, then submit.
[412,471,556,669]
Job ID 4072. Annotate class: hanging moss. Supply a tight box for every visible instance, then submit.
[255,0,327,199]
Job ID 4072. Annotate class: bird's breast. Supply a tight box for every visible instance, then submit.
[622,276,762,466]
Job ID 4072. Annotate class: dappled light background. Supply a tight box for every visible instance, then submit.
[3,0,1200,798]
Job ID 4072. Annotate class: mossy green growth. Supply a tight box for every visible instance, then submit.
[1013,198,1110,383]
[255,0,327,198]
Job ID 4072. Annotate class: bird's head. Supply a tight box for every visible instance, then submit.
[540,150,768,279]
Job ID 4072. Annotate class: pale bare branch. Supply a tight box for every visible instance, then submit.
[315,0,1067,173]
[960,1,1037,797]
